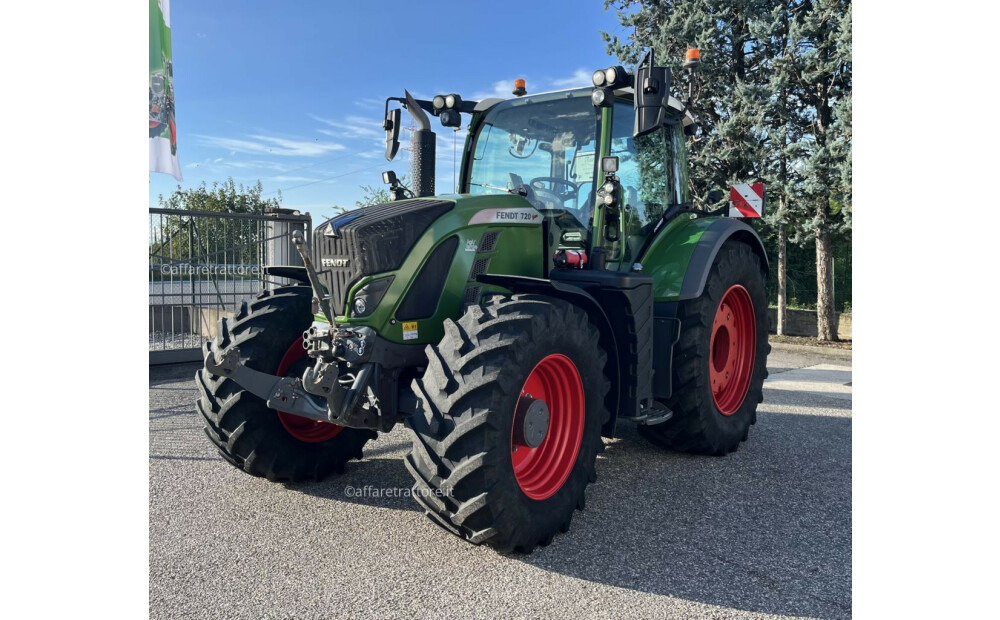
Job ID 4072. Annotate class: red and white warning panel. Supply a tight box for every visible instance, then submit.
[729,183,765,218]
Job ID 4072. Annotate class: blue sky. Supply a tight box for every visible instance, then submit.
[149,0,633,223]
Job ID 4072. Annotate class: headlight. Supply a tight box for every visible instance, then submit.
[351,276,393,318]
[592,70,606,87]
[604,67,618,85]
[432,95,445,110]
[591,88,612,107]
[445,94,458,108]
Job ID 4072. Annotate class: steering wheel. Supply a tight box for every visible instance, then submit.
[530,177,579,205]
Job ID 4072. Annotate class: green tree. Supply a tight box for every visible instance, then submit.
[787,0,852,340]
[157,177,281,213]
[354,174,409,208]
[751,0,812,334]
[604,0,773,205]
[605,0,852,341]
[150,178,282,279]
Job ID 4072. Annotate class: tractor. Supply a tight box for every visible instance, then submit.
[198,49,769,553]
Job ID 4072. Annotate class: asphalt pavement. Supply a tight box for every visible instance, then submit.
[149,344,851,619]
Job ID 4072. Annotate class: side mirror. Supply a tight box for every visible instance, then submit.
[384,107,401,161]
[633,50,671,138]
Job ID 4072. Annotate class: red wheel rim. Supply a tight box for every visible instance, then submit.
[710,285,756,416]
[275,337,343,443]
[511,354,585,500]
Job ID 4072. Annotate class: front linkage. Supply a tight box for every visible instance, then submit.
[203,229,423,434]
[203,324,419,433]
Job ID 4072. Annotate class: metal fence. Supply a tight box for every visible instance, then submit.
[149,208,311,364]
[765,236,852,313]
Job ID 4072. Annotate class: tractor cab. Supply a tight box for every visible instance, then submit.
[461,87,695,272]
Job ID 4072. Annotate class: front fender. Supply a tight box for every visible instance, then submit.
[639,215,768,301]
[476,274,622,439]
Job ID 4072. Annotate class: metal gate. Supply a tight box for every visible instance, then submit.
[149,208,311,364]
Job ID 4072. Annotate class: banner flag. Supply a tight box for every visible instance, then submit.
[149,0,182,180]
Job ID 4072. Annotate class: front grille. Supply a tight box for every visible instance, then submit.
[478,230,501,252]
[313,199,454,315]
[396,236,459,320]
[462,285,482,306]
[469,256,491,281]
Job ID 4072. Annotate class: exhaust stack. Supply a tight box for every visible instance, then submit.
[404,90,435,197]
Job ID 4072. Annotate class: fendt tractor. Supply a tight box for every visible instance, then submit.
[199,48,770,553]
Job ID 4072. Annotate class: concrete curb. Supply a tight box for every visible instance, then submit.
[149,361,202,384]
[769,340,852,360]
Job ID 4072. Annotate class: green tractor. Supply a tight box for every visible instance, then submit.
[199,49,769,553]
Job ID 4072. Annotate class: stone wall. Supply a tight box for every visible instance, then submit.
[768,308,852,339]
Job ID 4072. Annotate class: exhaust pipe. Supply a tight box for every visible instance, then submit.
[403,90,435,197]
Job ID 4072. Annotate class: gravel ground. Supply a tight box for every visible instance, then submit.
[150,345,851,619]
[149,332,205,351]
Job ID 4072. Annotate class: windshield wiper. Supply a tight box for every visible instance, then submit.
[470,182,512,193]
[470,182,529,197]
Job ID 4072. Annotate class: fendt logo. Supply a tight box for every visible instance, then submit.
[321,258,351,268]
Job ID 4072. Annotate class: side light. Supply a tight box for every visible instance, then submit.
[351,276,394,318]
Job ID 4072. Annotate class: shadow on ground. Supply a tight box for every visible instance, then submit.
[151,374,851,618]
[516,408,852,619]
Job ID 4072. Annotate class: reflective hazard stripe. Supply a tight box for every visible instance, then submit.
[729,183,764,218]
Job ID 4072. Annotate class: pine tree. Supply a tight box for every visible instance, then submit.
[788,0,851,340]
[604,0,773,204]
[604,0,852,341]
[751,0,812,335]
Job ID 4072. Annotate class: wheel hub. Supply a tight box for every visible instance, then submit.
[709,284,756,416]
[510,354,585,501]
[513,396,550,449]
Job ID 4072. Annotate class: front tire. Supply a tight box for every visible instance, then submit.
[404,295,611,553]
[639,241,769,455]
[196,286,376,482]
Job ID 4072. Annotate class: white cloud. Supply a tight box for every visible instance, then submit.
[468,69,593,101]
[271,175,318,183]
[551,69,592,89]
[470,79,518,101]
[354,97,384,109]
[195,134,346,157]
[222,160,293,172]
[310,114,383,140]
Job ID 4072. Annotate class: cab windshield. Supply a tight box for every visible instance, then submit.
[467,89,598,229]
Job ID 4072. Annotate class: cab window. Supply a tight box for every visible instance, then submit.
[611,101,685,262]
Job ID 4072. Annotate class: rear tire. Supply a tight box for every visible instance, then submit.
[639,241,769,455]
[196,286,376,482]
[404,294,611,553]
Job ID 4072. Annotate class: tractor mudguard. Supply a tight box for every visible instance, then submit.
[477,273,622,438]
[639,215,769,302]
[264,265,310,284]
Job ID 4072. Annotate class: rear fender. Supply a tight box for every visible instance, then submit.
[640,215,768,302]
